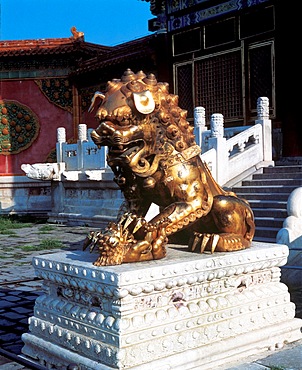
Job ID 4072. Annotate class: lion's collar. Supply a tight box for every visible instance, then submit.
[160,144,201,169]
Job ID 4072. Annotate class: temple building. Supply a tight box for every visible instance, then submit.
[0,27,167,176]
[145,0,299,158]
[0,29,109,175]
[0,0,299,177]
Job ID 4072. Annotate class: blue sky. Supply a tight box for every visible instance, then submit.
[0,0,154,46]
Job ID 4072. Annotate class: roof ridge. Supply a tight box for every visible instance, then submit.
[0,37,78,49]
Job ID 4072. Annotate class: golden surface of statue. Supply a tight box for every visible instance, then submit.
[84,69,255,266]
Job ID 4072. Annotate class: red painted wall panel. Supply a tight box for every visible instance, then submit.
[82,110,99,129]
[0,80,73,175]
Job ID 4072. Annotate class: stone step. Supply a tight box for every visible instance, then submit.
[231,163,302,245]
[253,208,287,218]
[253,226,280,240]
[233,185,297,194]
[275,157,302,165]
[236,193,289,201]
[254,216,284,228]
[252,172,302,180]
[242,179,302,187]
[253,235,276,243]
[264,165,302,173]
[232,163,302,243]
[247,199,287,209]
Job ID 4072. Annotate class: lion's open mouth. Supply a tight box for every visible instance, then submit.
[108,140,144,158]
[91,120,147,159]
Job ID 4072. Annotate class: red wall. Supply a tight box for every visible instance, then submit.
[0,80,73,175]
[81,110,99,130]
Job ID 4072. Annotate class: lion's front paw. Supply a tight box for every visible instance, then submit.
[84,214,171,265]
[93,246,124,266]
[83,220,135,266]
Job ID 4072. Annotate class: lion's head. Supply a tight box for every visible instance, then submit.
[89,69,196,179]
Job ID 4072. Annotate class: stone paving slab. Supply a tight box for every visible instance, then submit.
[0,222,96,369]
[0,362,30,369]
[0,223,95,284]
[0,288,41,352]
[0,223,95,369]
[225,339,302,370]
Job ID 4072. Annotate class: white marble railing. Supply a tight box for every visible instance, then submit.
[194,97,273,185]
[56,126,108,170]
[22,97,273,187]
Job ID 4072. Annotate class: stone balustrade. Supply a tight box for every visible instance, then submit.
[53,97,272,185]
[19,97,273,225]
[57,124,108,173]
[195,96,273,186]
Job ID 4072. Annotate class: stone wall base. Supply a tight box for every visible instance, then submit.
[47,178,122,227]
[0,176,51,217]
[21,242,302,370]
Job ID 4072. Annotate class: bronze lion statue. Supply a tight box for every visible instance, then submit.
[84,69,255,266]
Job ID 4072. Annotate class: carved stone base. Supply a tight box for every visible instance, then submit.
[21,242,302,370]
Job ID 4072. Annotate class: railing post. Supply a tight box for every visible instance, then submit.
[208,113,227,183]
[56,127,66,163]
[194,106,206,148]
[54,127,66,216]
[255,97,272,162]
[78,123,87,169]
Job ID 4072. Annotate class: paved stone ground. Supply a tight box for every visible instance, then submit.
[0,223,95,284]
[0,222,96,369]
[0,221,302,369]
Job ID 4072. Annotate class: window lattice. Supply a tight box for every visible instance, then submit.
[249,44,272,110]
[195,51,243,121]
[176,64,194,118]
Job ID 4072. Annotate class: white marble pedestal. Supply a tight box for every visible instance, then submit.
[21,242,302,370]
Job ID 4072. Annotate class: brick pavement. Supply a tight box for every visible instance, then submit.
[0,223,94,284]
[0,287,42,369]
[0,222,94,369]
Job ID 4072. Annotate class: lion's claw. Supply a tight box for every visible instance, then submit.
[189,232,250,253]
[189,232,224,253]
